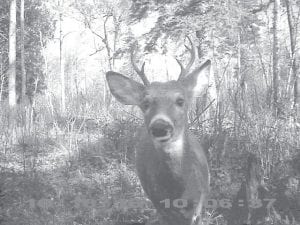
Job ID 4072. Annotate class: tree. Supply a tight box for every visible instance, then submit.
[272,0,279,116]
[284,0,299,118]
[20,0,26,103]
[0,0,56,104]
[8,0,16,108]
[73,0,130,109]
[59,0,66,114]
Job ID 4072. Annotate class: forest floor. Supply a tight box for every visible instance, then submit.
[0,114,299,225]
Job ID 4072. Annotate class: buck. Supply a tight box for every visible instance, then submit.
[106,38,210,225]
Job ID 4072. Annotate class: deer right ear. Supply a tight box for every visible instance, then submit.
[106,71,145,105]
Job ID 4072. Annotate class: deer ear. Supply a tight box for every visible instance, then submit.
[182,60,211,97]
[106,71,145,105]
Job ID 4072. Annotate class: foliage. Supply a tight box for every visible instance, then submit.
[0,0,55,101]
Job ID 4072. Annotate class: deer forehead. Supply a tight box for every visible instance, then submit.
[145,81,186,99]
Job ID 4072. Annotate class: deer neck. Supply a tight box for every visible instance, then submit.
[153,130,187,176]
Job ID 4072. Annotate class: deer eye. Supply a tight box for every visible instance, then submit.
[176,98,184,107]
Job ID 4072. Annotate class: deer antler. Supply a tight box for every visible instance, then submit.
[177,36,196,80]
[130,45,150,86]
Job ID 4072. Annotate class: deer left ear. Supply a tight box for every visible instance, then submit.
[106,71,145,105]
[182,60,211,97]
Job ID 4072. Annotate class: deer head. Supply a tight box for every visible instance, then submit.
[106,37,211,147]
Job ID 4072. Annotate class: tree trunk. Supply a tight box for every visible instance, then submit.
[272,0,279,117]
[21,0,26,103]
[0,52,4,102]
[284,0,298,118]
[8,0,17,108]
[59,8,66,114]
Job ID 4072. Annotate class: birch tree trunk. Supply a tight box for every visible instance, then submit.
[8,0,17,108]
[21,0,26,103]
[59,5,66,114]
[284,0,299,118]
[272,0,279,117]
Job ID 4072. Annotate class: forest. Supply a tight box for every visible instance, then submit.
[0,0,299,225]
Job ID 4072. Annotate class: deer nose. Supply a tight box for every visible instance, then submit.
[150,119,173,138]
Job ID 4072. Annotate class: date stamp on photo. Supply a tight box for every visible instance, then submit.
[26,197,280,212]
[159,198,277,209]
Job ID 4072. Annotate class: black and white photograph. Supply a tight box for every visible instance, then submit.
[0,0,299,224]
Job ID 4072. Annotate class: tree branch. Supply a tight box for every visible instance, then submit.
[250,0,274,14]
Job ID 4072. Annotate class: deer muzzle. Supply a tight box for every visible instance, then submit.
[149,119,174,141]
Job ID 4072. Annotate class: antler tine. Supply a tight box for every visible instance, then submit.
[177,36,196,80]
[130,46,150,86]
